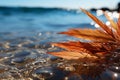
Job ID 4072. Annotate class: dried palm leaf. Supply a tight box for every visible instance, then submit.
[49,9,120,61]
[104,12,118,30]
[59,29,114,42]
[80,8,114,37]
[49,51,97,60]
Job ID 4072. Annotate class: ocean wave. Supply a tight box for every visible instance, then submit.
[0,6,78,14]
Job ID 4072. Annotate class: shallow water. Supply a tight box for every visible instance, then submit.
[0,31,83,80]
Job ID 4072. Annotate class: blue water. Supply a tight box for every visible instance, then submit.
[0,7,98,33]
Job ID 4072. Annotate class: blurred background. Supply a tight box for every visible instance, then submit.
[0,0,119,33]
[0,0,119,47]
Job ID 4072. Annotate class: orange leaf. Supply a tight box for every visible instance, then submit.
[48,9,120,61]
[80,8,114,37]
[59,29,114,42]
[116,14,120,39]
[117,14,120,28]
[49,51,97,60]
[52,41,92,53]
[104,12,120,41]
[104,12,118,30]
[52,41,117,54]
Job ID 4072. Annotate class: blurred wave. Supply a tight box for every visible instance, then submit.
[0,6,97,33]
[0,6,78,15]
